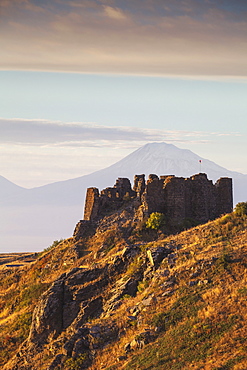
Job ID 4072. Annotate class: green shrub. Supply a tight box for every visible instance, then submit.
[218,213,233,225]
[126,256,144,277]
[234,202,247,217]
[238,287,247,296]
[215,247,232,272]
[122,294,131,299]
[137,280,149,292]
[146,212,165,230]
[41,239,65,255]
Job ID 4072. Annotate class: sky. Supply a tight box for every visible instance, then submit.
[0,0,247,188]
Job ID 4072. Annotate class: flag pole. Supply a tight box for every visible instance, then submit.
[199,160,202,173]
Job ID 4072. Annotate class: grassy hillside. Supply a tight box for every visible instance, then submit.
[0,239,76,366]
[1,211,247,369]
[89,213,247,370]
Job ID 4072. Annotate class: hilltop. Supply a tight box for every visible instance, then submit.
[0,187,247,369]
[1,142,247,252]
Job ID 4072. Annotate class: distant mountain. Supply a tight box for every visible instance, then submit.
[0,142,246,252]
[1,142,245,206]
[0,175,27,200]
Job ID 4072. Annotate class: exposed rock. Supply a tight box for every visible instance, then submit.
[188,280,198,287]
[29,277,65,344]
[127,315,138,322]
[161,280,175,290]
[63,327,89,357]
[72,297,103,329]
[198,279,209,285]
[126,330,156,352]
[146,246,171,268]
[124,343,131,353]
[104,277,139,313]
[128,305,140,316]
[141,294,157,307]
[161,290,175,297]
[117,355,127,362]
[48,354,64,369]
[122,244,141,260]
[130,338,145,350]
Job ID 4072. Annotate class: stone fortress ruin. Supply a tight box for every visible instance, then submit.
[82,173,233,226]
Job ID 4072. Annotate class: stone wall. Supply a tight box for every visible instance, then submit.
[82,173,233,225]
[83,178,135,221]
[215,177,233,216]
[84,188,101,221]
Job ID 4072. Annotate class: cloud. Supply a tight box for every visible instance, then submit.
[0,118,238,147]
[0,0,247,78]
[103,6,128,20]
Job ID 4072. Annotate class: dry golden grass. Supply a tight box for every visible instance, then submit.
[87,214,247,370]
[0,307,27,327]
[1,212,247,369]
[0,238,77,367]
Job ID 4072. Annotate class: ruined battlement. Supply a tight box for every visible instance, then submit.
[83,173,233,226]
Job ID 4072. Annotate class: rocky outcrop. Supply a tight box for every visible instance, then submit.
[29,276,65,344]
[4,232,181,370]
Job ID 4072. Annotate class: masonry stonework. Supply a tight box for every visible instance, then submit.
[82,173,233,226]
